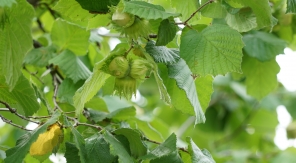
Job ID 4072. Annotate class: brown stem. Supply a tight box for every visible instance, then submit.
[67,117,102,130]
[0,115,32,131]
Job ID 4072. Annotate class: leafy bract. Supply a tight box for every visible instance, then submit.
[51,19,90,55]
[225,8,257,32]
[53,0,94,21]
[29,123,63,156]
[65,142,80,163]
[85,134,115,163]
[186,137,215,163]
[243,31,286,61]
[145,41,179,64]
[167,59,205,124]
[156,19,177,46]
[4,111,61,163]
[141,133,177,160]
[24,46,56,67]
[49,50,91,83]
[75,0,119,13]
[114,128,147,158]
[123,1,180,20]
[201,0,227,18]
[0,0,34,90]
[242,55,280,100]
[180,25,244,76]
[104,131,134,163]
[64,116,87,163]
[0,75,40,116]
[171,0,199,23]
[287,0,296,13]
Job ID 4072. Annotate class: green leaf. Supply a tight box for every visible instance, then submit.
[57,78,84,104]
[64,142,80,163]
[0,75,40,116]
[123,1,180,20]
[103,131,134,163]
[23,46,56,67]
[85,97,108,112]
[87,14,110,30]
[171,0,199,23]
[64,116,87,163]
[107,107,136,121]
[287,0,296,13]
[51,19,90,55]
[75,0,119,13]
[84,109,108,123]
[201,0,227,18]
[4,111,61,163]
[141,133,177,160]
[186,137,215,163]
[242,55,280,100]
[114,128,147,158]
[225,8,257,32]
[243,31,286,61]
[156,19,177,46]
[150,151,183,163]
[0,0,34,90]
[235,0,274,28]
[49,50,91,83]
[180,25,244,76]
[167,59,205,124]
[53,0,94,21]
[0,0,16,7]
[195,76,213,112]
[85,134,115,163]
[145,41,180,64]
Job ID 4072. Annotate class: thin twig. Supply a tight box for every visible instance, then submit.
[37,18,46,33]
[0,101,40,124]
[52,74,63,112]
[0,115,32,131]
[124,43,134,57]
[67,117,102,130]
[23,66,44,84]
[143,137,189,154]
[28,115,52,119]
[177,0,215,26]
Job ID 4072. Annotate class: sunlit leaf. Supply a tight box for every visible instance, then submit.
[201,0,227,18]
[180,25,244,76]
[29,123,63,156]
[225,7,257,32]
[171,0,199,23]
[187,137,215,163]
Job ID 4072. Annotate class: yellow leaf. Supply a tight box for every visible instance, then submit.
[30,123,63,156]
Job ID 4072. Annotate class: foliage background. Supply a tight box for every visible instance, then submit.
[1,0,296,162]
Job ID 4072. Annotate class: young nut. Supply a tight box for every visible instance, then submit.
[108,56,130,78]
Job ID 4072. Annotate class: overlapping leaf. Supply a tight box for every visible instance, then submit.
[104,131,134,163]
[242,55,280,100]
[186,137,215,163]
[85,134,115,163]
[51,19,90,55]
[0,0,34,90]
[49,50,91,83]
[114,128,147,158]
[225,7,257,32]
[156,19,177,46]
[123,1,180,20]
[243,31,286,61]
[57,78,84,104]
[145,41,179,64]
[65,142,81,163]
[0,75,40,116]
[201,0,227,18]
[24,46,56,67]
[167,59,205,124]
[53,0,94,21]
[75,0,119,13]
[171,0,199,23]
[180,25,244,76]
[4,111,61,163]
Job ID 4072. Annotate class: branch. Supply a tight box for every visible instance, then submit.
[52,73,63,112]
[0,101,40,124]
[67,117,102,131]
[0,115,32,131]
